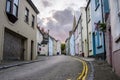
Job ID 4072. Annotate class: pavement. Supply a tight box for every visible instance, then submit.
[79,56,120,80]
[93,60,120,80]
[0,56,48,70]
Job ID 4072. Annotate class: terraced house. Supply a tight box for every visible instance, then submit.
[0,0,39,62]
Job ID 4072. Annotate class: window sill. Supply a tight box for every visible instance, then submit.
[89,49,92,52]
[95,4,100,11]
[97,45,102,49]
[24,20,29,25]
[87,19,91,23]
[6,12,18,23]
[115,34,120,43]
[31,26,34,29]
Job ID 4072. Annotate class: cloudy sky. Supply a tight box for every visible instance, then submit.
[32,0,86,43]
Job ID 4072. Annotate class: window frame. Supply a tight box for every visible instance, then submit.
[95,0,100,11]
[31,15,35,28]
[13,0,19,17]
[6,0,19,17]
[25,8,29,23]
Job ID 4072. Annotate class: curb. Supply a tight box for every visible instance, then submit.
[0,59,44,70]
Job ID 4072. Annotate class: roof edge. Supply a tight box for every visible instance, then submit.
[27,0,39,14]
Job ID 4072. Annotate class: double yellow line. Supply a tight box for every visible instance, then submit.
[73,58,88,80]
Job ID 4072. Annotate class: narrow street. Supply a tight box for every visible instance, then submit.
[0,56,83,80]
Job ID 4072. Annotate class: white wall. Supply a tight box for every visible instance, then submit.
[49,37,53,56]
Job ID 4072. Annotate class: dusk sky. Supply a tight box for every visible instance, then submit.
[32,0,87,43]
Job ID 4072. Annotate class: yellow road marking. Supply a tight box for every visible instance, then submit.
[72,58,88,80]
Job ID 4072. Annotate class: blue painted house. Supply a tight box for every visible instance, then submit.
[92,0,109,59]
[48,36,54,56]
[86,0,109,59]
[69,32,75,56]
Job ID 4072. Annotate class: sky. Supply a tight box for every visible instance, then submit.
[32,0,86,43]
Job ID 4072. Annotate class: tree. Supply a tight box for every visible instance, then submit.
[61,43,66,55]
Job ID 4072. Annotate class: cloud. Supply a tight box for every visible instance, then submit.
[52,8,74,25]
[32,0,86,42]
[42,0,52,7]
[43,9,75,42]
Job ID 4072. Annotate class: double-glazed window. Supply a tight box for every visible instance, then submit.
[6,0,19,17]
[25,8,29,23]
[32,15,35,27]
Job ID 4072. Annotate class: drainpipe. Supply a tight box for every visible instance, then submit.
[101,0,106,60]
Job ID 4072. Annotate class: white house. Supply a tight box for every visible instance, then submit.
[37,26,43,56]
[81,7,88,57]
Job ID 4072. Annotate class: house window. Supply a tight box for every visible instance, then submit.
[97,31,100,46]
[25,8,29,23]
[117,0,120,21]
[89,32,92,50]
[95,0,100,10]
[13,0,19,16]
[6,0,11,13]
[32,15,35,27]
[6,0,19,17]
[99,32,102,46]
[6,0,19,23]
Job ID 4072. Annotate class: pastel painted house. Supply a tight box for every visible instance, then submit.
[109,0,120,77]
[75,14,83,56]
[69,31,75,56]
[40,29,49,56]
[80,7,88,57]
[86,0,106,59]
[48,36,54,56]
[86,0,94,57]
[36,26,43,56]
[92,0,106,59]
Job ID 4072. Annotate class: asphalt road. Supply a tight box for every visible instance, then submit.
[0,55,83,80]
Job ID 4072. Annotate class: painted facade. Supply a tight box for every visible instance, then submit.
[69,33,75,56]
[86,0,93,56]
[109,0,120,77]
[37,26,43,56]
[53,39,57,55]
[40,29,49,56]
[0,0,39,61]
[93,0,105,59]
[48,36,54,56]
[65,38,70,55]
[75,14,83,56]
[80,7,88,57]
